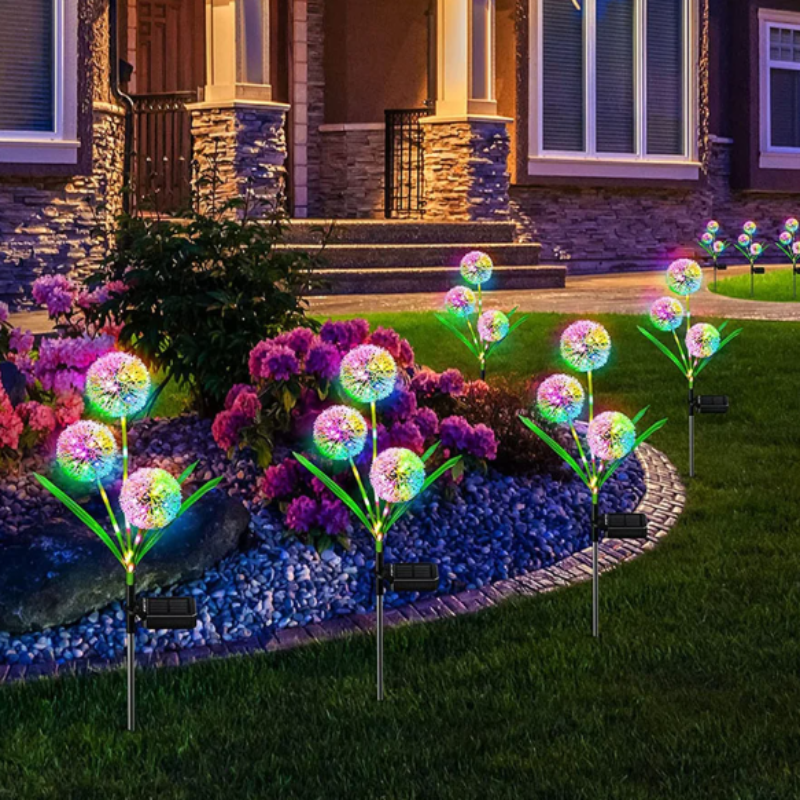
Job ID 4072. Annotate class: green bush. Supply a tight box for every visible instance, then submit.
[86,201,321,415]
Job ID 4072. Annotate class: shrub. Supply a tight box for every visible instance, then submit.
[85,200,322,415]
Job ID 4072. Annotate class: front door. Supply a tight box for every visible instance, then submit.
[130,0,205,213]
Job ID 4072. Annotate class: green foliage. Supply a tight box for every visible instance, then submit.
[86,201,322,414]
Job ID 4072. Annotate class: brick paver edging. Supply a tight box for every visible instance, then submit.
[0,443,683,686]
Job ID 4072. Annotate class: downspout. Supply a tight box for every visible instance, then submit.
[108,0,134,213]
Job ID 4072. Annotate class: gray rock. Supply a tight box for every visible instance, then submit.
[0,491,249,633]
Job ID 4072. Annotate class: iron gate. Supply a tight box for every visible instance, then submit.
[384,109,426,219]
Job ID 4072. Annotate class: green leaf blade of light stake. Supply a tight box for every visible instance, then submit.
[632,406,650,426]
[33,473,125,564]
[293,452,372,531]
[637,326,689,376]
[177,476,224,518]
[178,461,198,484]
[434,313,479,357]
[518,416,590,488]
[421,441,440,463]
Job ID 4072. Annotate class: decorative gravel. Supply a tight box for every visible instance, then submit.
[0,417,644,667]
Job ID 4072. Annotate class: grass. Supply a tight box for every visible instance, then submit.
[709,265,800,302]
[2,312,800,799]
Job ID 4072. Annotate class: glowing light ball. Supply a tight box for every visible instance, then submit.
[86,352,150,418]
[340,345,397,403]
[686,323,721,359]
[750,243,763,257]
[780,231,793,245]
[587,412,636,463]
[560,320,611,373]
[120,468,182,530]
[477,310,509,343]
[650,297,685,332]
[56,421,118,482]
[536,374,585,424]
[666,259,703,296]
[443,286,477,318]
[786,218,799,233]
[794,242,800,256]
[369,447,426,504]
[713,241,725,254]
[700,232,714,245]
[706,220,720,234]
[738,233,751,246]
[743,221,757,235]
[313,405,368,461]
[460,251,494,286]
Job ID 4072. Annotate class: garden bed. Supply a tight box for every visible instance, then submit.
[0,414,645,668]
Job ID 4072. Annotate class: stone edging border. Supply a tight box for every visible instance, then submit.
[0,444,684,685]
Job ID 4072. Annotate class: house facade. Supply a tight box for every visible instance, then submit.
[1,0,800,304]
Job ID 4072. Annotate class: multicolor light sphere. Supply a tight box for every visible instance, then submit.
[369,447,426,504]
[750,243,763,257]
[706,220,720,234]
[786,218,799,233]
[459,251,494,286]
[713,241,725,254]
[86,352,150,419]
[700,232,714,246]
[339,345,398,403]
[794,242,800,256]
[119,468,182,530]
[477,309,510,343]
[587,412,636,463]
[56,420,118,482]
[313,405,368,461]
[666,259,703,296]
[686,323,721,359]
[649,297,685,332]
[743,220,757,235]
[738,233,751,246]
[536,374,585,424]
[560,320,611,373]
[443,286,477,319]
[780,231,793,245]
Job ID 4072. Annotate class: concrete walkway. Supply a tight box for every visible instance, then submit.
[308,265,800,322]
[8,265,800,333]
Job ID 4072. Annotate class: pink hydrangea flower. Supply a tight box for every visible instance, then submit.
[260,460,299,500]
[55,392,85,427]
[32,274,78,317]
[368,327,402,359]
[0,387,24,450]
[397,338,415,369]
[17,401,57,434]
[9,328,34,355]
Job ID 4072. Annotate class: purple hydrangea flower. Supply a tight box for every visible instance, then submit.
[225,383,254,410]
[261,461,299,500]
[398,338,415,368]
[388,420,425,454]
[306,340,341,380]
[320,319,370,353]
[410,368,440,397]
[439,369,465,396]
[249,341,275,380]
[440,416,472,451]
[368,326,402,359]
[265,346,300,381]
[9,328,34,354]
[32,275,77,317]
[286,327,316,358]
[414,407,439,439]
[0,302,8,324]
[380,386,418,423]
[319,498,350,536]
[285,495,319,533]
[468,424,498,460]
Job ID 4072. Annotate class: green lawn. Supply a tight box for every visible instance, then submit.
[3,312,800,799]
[709,265,800,302]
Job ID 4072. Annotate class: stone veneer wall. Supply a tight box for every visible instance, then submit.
[190,105,288,217]
[422,120,511,221]
[306,0,326,218]
[510,139,800,272]
[318,127,385,218]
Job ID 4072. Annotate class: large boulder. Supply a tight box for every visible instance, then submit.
[0,491,249,633]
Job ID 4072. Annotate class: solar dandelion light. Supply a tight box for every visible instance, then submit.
[639,266,742,478]
[435,251,529,380]
[295,351,461,700]
[775,217,800,300]
[519,323,667,638]
[733,221,769,297]
[697,220,729,289]
[33,352,223,732]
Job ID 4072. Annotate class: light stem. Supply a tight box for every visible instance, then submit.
[97,477,125,557]
[672,329,690,373]
[587,370,594,423]
[569,423,591,478]
[350,458,376,527]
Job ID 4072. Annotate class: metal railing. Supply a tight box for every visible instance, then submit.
[384,109,426,219]
[131,91,196,214]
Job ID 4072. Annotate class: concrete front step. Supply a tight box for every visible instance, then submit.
[283,219,518,245]
[280,242,541,269]
[308,265,566,295]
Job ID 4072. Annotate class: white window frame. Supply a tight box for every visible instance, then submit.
[759,8,800,170]
[528,0,700,180]
[0,0,79,164]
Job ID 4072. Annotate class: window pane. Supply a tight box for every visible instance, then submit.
[0,0,54,132]
[542,0,584,152]
[596,0,635,153]
[647,0,684,156]
[771,68,800,148]
[237,0,268,85]
[472,0,491,100]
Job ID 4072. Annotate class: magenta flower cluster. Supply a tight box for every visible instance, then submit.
[31,275,78,317]
[211,383,261,451]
